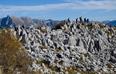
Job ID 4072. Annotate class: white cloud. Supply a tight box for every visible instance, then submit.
[0,0,116,12]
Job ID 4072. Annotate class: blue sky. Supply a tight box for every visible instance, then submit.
[0,0,116,21]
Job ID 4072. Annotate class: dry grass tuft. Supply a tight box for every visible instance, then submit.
[0,29,33,74]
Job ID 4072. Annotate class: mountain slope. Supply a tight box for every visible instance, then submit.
[0,16,116,74]
[11,18,116,74]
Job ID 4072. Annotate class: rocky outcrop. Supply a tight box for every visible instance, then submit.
[0,16,113,74]
[9,17,116,74]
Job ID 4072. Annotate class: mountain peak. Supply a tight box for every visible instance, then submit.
[0,15,14,28]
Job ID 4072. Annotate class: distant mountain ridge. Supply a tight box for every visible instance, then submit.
[0,16,60,28]
[0,16,116,29]
[103,20,116,26]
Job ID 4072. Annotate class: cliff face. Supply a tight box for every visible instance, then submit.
[0,16,116,74]
[11,18,116,74]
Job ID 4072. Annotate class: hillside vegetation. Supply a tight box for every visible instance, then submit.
[0,29,33,74]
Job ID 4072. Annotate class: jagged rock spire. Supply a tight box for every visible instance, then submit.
[76,18,78,23]
[67,18,70,23]
[79,16,83,23]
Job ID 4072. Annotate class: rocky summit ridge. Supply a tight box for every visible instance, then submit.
[0,16,116,74]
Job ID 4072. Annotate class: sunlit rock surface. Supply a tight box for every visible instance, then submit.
[1,16,116,74]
